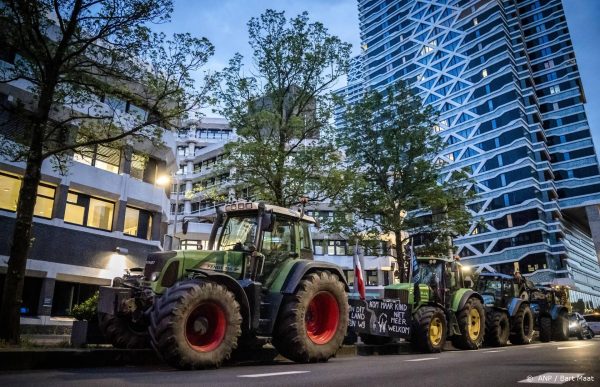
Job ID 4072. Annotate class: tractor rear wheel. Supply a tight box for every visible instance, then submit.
[484,309,510,347]
[539,316,552,342]
[272,271,348,363]
[551,311,569,341]
[411,306,447,353]
[98,312,150,349]
[149,280,241,370]
[452,297,485,350]
[509,305,534,345]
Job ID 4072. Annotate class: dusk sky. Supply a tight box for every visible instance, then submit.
[159,0,600,153]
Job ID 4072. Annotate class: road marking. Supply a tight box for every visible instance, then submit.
[518,373,584,384]
[557,343,593,350]
[404,357,439,362]
[525,345,544,348]
[482,349,505,353]
[238,371,310,378]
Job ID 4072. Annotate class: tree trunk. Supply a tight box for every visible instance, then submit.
[394,231,405,283]
[0,74,54,343]
[0,137,43,343]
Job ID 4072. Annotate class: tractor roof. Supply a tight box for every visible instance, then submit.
[415,256,458,264]
[478,272,514,280]
[222,201,317,224]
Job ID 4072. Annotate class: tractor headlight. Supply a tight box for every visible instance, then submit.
[150,272,160,282]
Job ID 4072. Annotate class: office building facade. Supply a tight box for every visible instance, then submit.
[350,0,600,308]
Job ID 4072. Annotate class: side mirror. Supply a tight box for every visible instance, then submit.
[182,220,189,235]
[261,211,275,232]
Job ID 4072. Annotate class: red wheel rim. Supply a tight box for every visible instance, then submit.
[185,301,226,352]
[305,291,340,344]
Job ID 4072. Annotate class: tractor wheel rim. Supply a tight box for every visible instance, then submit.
[468,308,481,341]
[305,291,340,344]
[429,316,443,346]
[185,301,226,352]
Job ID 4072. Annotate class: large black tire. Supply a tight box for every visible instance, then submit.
[149,280,242,370]
[484,309,510,347]
[509,305,534,345]
[539,316,552,342]
[551,311,569,341]
[98,312,150,349]
[451,297,485,350]
[359,334,393,345]
[272,271,348,363]
[411,306,447,353]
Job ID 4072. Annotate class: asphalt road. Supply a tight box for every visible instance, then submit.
[1,338,599,387]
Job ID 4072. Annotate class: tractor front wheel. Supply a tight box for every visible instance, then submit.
[484,309,509,347]
[509,305,534,345]
[149,280,241,370]
[411,306,447,353]
[552,311,569,341]
[539,316,552,342]
[272,271,348,363]
[98,312,150,349]
[452,297,485,350]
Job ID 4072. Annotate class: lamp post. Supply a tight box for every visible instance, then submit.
[156,172,182,237]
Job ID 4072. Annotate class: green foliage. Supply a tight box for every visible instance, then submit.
[336,81,473,280]
[71,292,99,321]
[216,10,352,207]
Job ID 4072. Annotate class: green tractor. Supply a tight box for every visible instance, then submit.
[475,273,534,346]
[98,202,349,369]
[350,256,485,353]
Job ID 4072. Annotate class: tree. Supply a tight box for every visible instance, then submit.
[0,0,215,343]
[216,9,352,208]
[336,81,472,281]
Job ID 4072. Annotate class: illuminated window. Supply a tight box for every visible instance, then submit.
[64,191,114,231]
[473,18,478,26]
[0,173,54,218]
[124,206,153,240]
[73,143,120,174]
[482,69,488,78]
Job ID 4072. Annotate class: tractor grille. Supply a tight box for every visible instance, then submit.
[384,288,409,303]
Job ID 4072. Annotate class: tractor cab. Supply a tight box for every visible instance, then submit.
[411,257,468,306]
[207,201,317,284]
[475,273,519,308]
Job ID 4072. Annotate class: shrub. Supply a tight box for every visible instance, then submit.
[71,291,99,321]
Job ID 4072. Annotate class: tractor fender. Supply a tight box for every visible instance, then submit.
[279,260,349,294]
[507,297,527,317]
[187,269,252,331]
[550,304,568,320]
[452,289,484,312]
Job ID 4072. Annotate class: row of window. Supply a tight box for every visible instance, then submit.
[0,172,152,239]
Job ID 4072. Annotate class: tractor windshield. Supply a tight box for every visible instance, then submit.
[218,215,258,251]
[415,262,443,287]
[477,278,502,297]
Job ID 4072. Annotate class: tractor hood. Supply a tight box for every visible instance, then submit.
[181,249,245,277]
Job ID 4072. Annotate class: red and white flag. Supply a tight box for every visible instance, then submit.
[354,242,366,300]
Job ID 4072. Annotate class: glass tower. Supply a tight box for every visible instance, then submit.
[346,0,600,308]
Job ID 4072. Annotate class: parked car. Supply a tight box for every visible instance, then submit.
[569,313,594,339]
[583,313,600,336]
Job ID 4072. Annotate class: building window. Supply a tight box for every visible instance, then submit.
[64,192,114,231]
[181,240,205,250]
[482,69,488,78]
[50,280,99,317]
[327,240,347,256]
[124,207,153,240]
[365,270,378,286]
[73,144,121,174]
[344,270,355,286]
[0,173,55,218]
[130,153,147,180]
